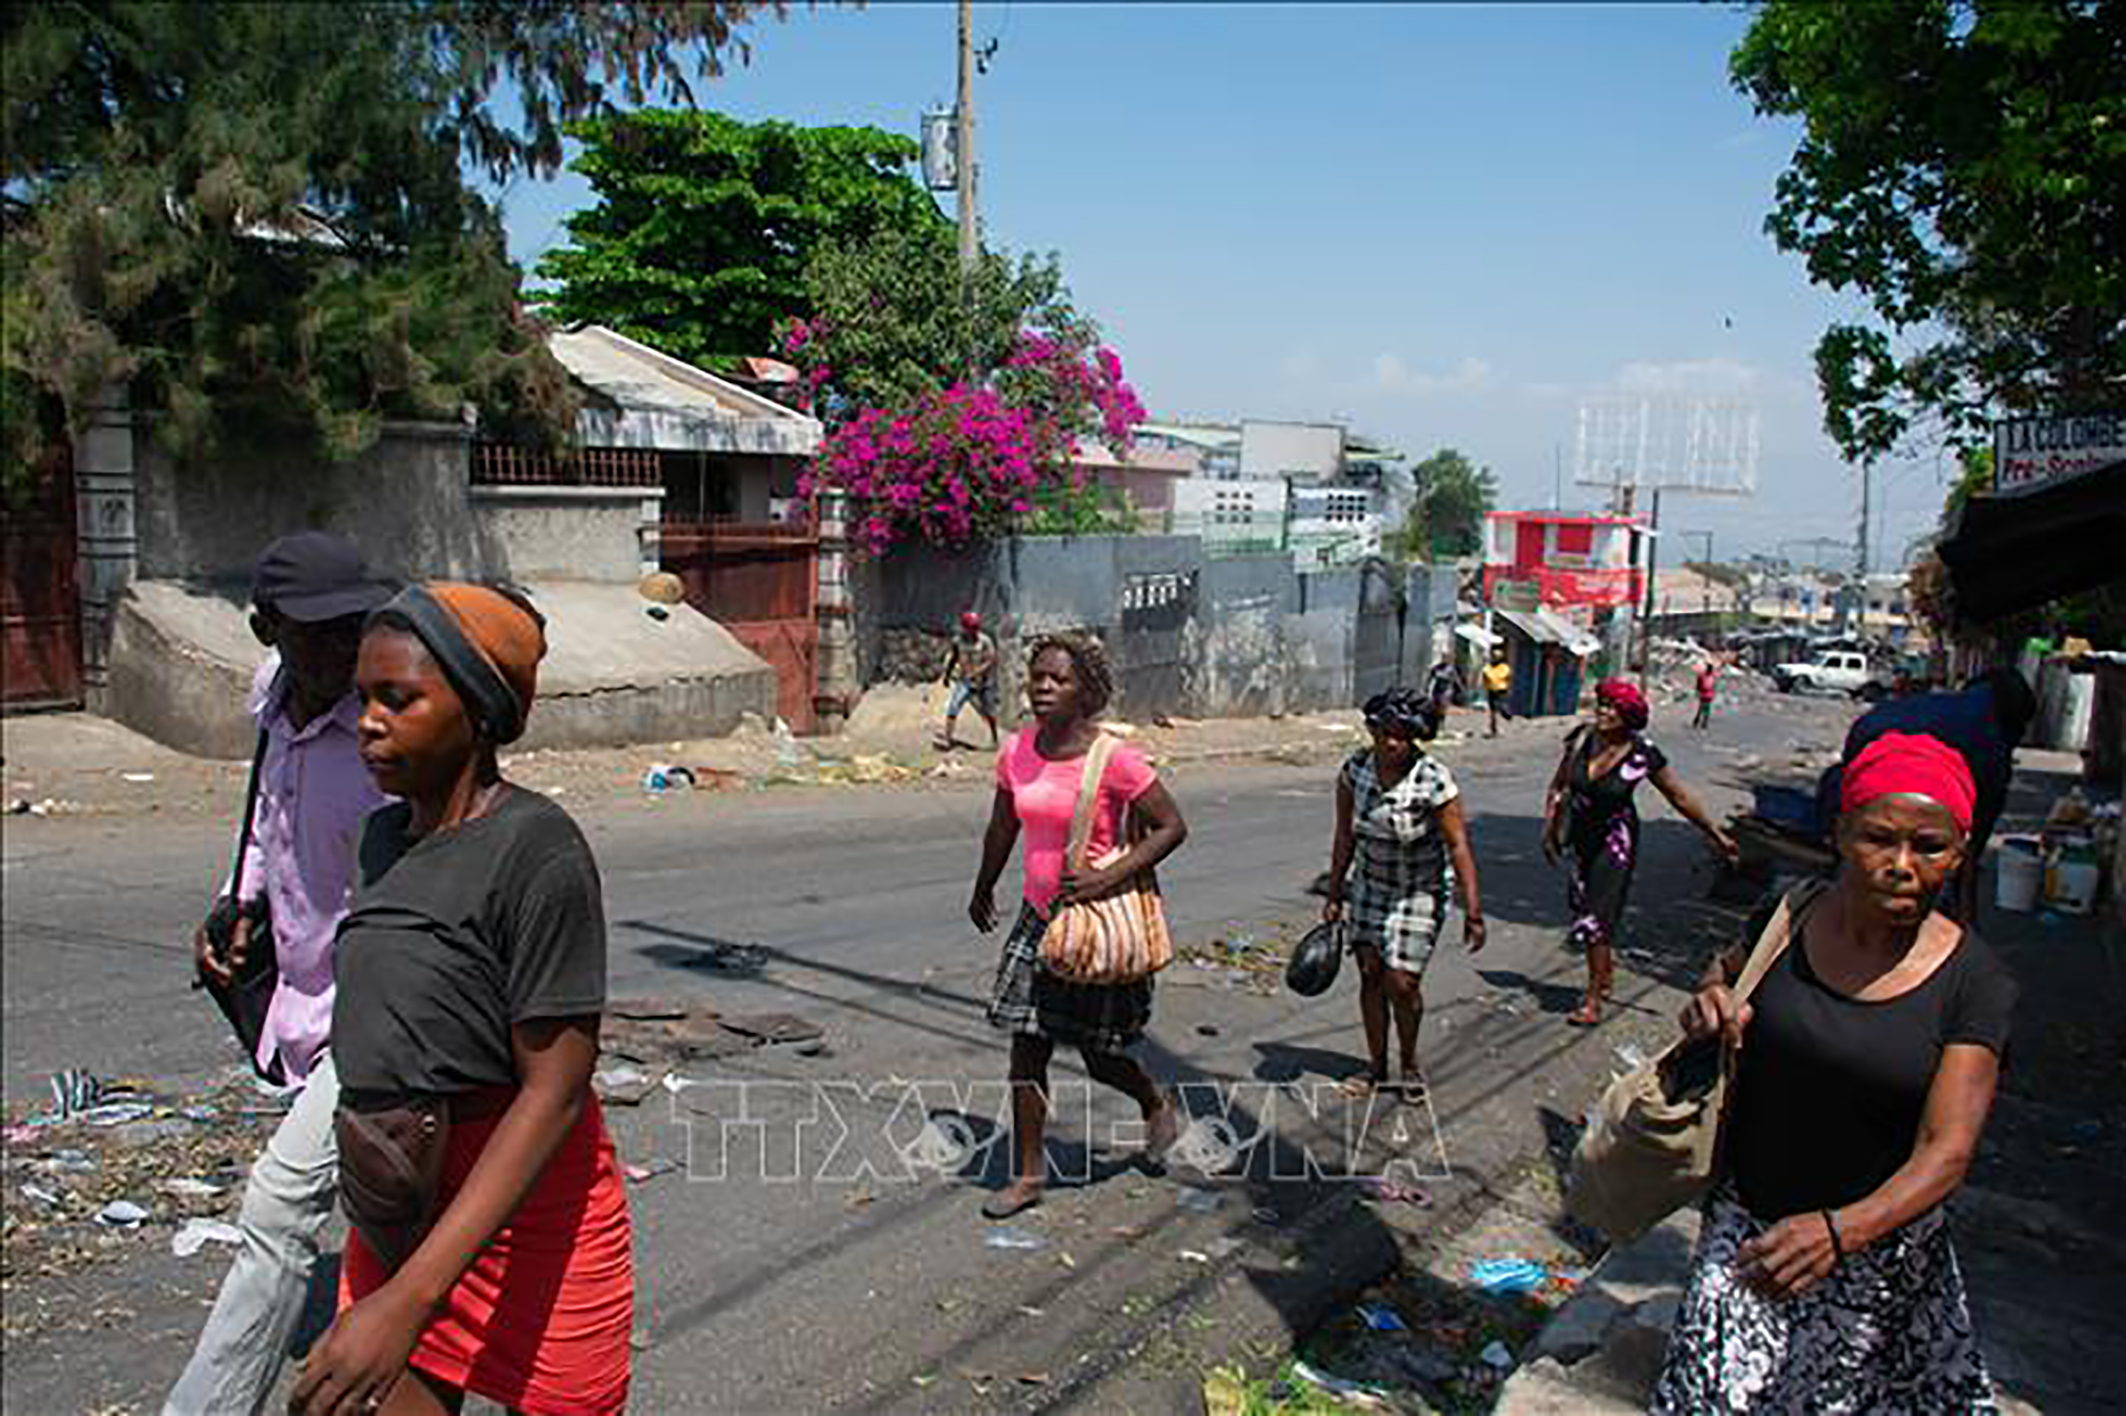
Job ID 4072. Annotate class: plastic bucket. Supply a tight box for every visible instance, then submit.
[1995,837,2043,913]
[2048,859,2100,916]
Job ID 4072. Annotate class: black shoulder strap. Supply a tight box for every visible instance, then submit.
[228,726,270,900]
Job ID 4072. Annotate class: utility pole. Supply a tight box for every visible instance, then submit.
[1856,460,1871,578]
[1855,460,1872,637]
[956,0,978,379]
[1636,488,1662,672]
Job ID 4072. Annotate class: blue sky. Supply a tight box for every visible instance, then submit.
[495,2,1952,566]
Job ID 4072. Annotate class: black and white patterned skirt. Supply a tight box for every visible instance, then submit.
[986,903,1153,1055]
[1650,1186,1997,1414]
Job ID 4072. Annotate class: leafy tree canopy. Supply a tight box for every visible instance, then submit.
[793,223,1096,422]
[535,110,944,371]
[1399,448,1498,560]
[2,1,772,486]
[1731,0,2126,463]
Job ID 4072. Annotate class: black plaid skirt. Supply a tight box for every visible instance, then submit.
[986,903,1153,1055]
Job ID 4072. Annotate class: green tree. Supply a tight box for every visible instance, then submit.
[1731,1,2126,463]
[792,224,1096,422]
[2,1,772,488]
[536,110,944,371]
[1400,448,1498,560]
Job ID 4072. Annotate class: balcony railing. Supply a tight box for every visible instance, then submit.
[471,442,662,489]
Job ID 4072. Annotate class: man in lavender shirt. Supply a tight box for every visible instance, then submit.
[166,531,392,1416]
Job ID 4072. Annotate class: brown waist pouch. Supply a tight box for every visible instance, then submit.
[335,1085,516,1273]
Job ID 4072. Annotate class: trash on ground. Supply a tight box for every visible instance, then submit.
[1356,1302,1406,1332]
[46,1068,104,1122]
[592,1065,658,1105]
[1175,1185,1223,1214]
[1201,1367,1248,1416]
[642,763,696,793]
[1177,1248,1211,1264]
[96,1199,150,1228]
[171,1217,244,1257]
[624,1157,680,1184]
[1481,1339,1516,1370]
[1361,1177,1431,1207]
[21,1183,64,1208]
[121,772,156,783]
[39,1149,97,1174]
[1290,1360,1387,1408]
[985,1226,1046,1251]
[1612,1042,1647,1071]
[1470,1257,1548,1293]
[156,1177,223,1199]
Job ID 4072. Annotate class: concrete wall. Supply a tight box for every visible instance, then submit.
[102,419,767,755]
[857,534,1456,723]
[103,579,775,758]
[1192,554,1297,718]
[134,421,659,590]
[468,486,659,583]
[134,421,505,587]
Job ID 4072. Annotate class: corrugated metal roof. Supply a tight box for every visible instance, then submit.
[1496,608,1601,656]
[546,326,820,455]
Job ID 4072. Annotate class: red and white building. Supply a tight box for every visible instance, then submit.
[1481,510,1650,609]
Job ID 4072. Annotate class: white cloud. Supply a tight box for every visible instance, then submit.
[1371,353,1494,396]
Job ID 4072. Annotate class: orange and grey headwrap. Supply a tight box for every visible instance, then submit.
[369,582,547,744]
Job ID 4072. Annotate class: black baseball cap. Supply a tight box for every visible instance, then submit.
[251,531,395,622]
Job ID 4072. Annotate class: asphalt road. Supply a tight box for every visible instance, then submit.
[1,692,1852,1413]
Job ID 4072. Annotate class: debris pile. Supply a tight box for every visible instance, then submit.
[3,1068,282,1310]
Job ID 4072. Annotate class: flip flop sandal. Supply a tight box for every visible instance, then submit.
[1338,1070,1388,1099]
[981,1184,1044,1220]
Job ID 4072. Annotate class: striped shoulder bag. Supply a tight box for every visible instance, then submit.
[1038,731,1174,985]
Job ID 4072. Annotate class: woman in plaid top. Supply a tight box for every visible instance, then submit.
[1323,689,1486,1099]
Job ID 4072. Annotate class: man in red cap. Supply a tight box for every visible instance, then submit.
[936,609,1000,751]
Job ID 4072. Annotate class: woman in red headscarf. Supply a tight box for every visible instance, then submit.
[1650,732,2016,1411]
[1541,678,1738,1025]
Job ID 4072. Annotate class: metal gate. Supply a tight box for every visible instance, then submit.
[2,445,83,709]
[662,519,820,733]
[1115,569,1196,719]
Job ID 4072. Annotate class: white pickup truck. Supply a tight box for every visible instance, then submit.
[1772,649,1872,697]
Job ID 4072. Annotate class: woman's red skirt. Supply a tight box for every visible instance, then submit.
[340,1098,634,1416]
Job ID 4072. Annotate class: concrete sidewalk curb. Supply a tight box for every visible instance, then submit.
[1048,1185,1414,1411]
[1494,1210,1697,1414]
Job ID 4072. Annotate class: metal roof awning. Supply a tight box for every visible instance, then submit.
[547,326,821,457]
[1455,624,1502,647]
[1937,459,2126,622]
[1495,608,1601,656]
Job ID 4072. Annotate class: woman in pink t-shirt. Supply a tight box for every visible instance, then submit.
[968,632,1190,1219]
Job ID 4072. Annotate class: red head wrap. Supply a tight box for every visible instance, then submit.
[961,610,982,630]
[1840,731,1975,832]
[1595,678,1650,731]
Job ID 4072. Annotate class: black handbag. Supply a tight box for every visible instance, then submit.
[199,727,285,1085]
[1286,920,1345,997]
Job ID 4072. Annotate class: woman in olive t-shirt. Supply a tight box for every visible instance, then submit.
[1651,732,2016,1413]
[292,584,631,1416]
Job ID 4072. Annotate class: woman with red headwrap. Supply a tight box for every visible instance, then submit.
[1650,731,2016,1411]
[1541,678,1738,1025]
